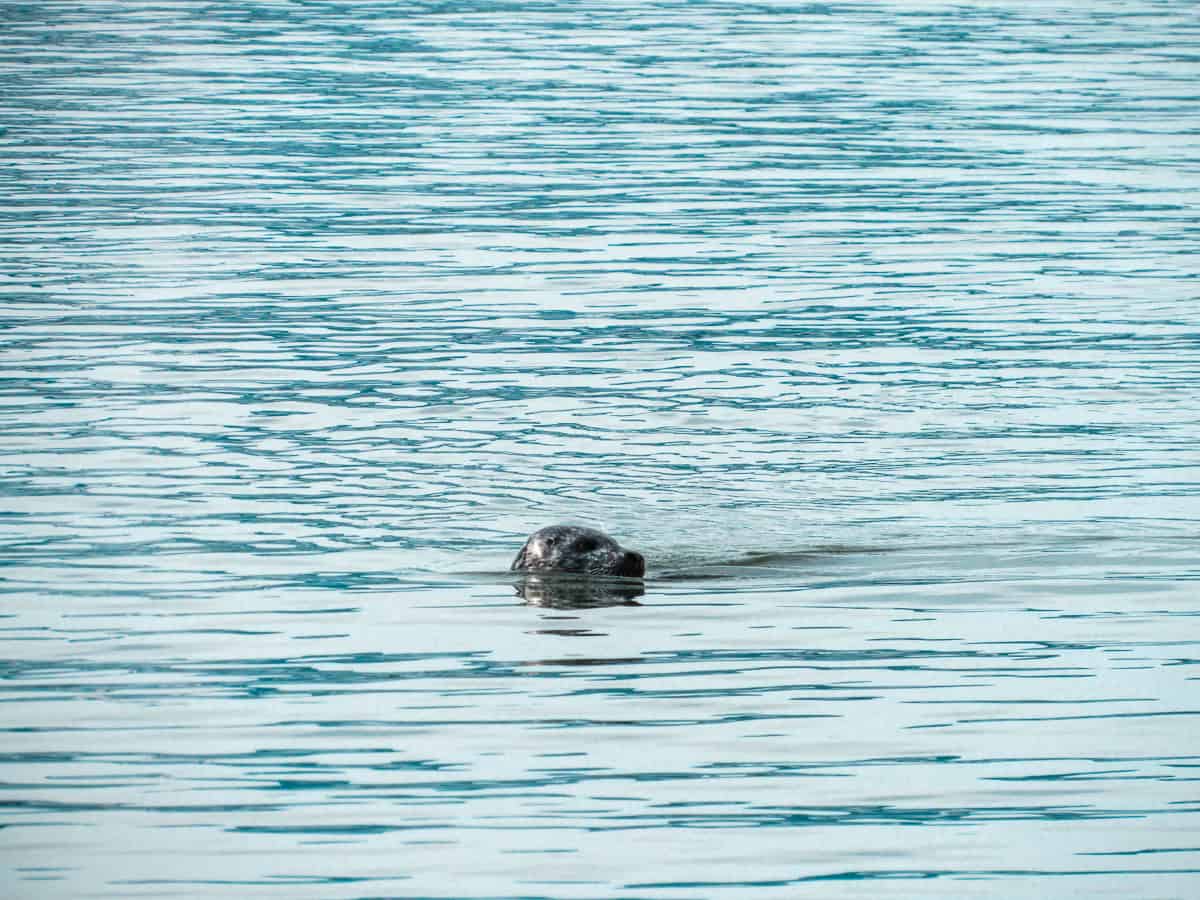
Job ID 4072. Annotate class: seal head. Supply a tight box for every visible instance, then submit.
[511,525,645,579]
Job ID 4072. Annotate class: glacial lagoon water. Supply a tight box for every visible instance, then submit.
[2,1,1199,897]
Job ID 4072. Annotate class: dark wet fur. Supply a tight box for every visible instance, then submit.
[512,525,645,579]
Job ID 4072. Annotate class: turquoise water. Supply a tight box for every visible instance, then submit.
[3,1,1200,897]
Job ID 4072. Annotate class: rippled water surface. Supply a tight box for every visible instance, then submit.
[3,1,1200,897]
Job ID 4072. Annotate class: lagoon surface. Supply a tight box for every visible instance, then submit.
[3,1,1200,898]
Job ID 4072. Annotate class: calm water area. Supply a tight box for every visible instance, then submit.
[3,1,1200,897]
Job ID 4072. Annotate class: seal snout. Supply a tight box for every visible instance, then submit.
[617,550,645,579]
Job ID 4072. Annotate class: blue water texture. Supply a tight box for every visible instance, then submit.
[2,1,1199,898]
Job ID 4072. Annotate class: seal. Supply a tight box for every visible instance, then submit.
[511,525,645,579]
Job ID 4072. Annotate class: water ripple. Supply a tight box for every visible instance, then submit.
[4,0,1200,897]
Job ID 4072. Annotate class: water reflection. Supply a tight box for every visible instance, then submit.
[514,572,644,608]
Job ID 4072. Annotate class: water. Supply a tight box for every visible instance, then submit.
[2,1,1199,897]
